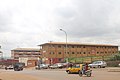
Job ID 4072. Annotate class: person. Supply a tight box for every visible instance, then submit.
[82,64,86,74]
[82,63,89,74]
[85,63,89,71]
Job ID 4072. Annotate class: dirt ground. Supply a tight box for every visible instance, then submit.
[0,71,38,80]
[0,67,120,80]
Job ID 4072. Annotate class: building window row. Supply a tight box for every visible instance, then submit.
[49,51,117,55]
[49,45,117,50]
[14,50,39,52]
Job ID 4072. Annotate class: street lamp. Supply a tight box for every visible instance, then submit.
[60,29,68,63]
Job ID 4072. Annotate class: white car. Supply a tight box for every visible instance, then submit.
[88,61,107,68]
[5,65,14,70]
[36,64,48,69]
[49,63,63,69]
[118,63,120,67]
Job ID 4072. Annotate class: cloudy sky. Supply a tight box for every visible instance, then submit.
[0,0,120,57]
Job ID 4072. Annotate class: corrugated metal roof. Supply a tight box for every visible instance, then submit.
[39,42,118,47]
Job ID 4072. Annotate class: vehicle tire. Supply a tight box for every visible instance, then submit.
[14,67,18,71]
[78,71,82,77]
[21,68,23,71]
[90,66,92,68]
[102,66,105,68]
[67,70,71,74]
[87,73,91,77]
[98,65,101,68]
[5,67,7,70]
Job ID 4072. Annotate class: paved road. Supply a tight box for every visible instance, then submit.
[0,68,120,80]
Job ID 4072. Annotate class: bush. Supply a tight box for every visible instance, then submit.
[107,61,120,67]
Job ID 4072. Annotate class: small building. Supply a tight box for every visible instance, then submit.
[39,42,118,64]
[11,48,41,67]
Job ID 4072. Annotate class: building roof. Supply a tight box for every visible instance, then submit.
[11,48,40,51]
[39,42,118,47]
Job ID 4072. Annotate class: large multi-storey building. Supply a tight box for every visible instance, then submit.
[39,42,118,64]
[11,48,41,59]
[11,48,41,67]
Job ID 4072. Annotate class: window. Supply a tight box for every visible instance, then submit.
[83,46,85,48]
[58,52,61,54]
[72,52,75,54]
[50,45,54,48]
[72,46,74,48]
[58,45,61,48]
[67,52,69,54]
[77,46,80,48]
[84,52,86,54]
[80,52,81,54]
[50,52,54,54]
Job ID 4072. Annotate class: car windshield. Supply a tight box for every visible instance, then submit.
[72,64,80,68]
[92,61,100,64]
[92,62,98,64]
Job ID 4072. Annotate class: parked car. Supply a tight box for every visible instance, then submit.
[13,62,25,71]
[5,65,14,70]
[88,61,107,68]
[49,63,63,69]
[118,63,120,67]
[36,64,49,70]
[49,64,58,69]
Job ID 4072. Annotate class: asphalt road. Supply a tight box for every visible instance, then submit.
[0,68,120,80]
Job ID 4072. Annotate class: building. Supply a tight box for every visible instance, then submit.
[11,48,41,67]
[39,42,118,64]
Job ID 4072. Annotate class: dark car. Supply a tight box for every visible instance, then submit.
[13,63,25,71]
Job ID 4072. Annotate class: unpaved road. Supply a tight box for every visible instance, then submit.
[0,67,120,80]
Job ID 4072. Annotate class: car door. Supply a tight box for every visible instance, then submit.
[71,64,80,73]
[93,61,98,67]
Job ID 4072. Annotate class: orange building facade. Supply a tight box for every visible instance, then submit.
[39,42,118,64]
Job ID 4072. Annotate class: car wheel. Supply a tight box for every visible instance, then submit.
[14,67,18,71]
[5,67,7,70]
[21,68,23,71]
[102,66,105,68]
[87,73,91,77]
[67,70,71,74]
[79,71,82,77]
[98,65,101,68]
[90,66,92,68]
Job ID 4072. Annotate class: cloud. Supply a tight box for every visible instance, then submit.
[55,0,120,39]
[0,0,120,57]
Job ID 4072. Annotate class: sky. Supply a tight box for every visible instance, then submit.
[0,0,120,57]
